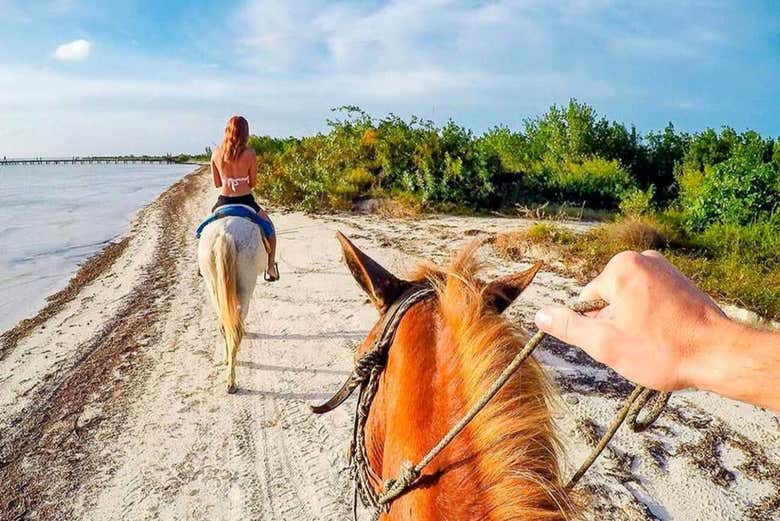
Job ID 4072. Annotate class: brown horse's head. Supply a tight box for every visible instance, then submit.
[332,232,574,521]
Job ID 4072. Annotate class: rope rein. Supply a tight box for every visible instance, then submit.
[340,286,437,520]
[317,292,672,521]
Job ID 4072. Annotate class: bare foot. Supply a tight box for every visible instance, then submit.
[265,261,279,282]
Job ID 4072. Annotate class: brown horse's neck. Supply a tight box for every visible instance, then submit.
[365,294,571,520]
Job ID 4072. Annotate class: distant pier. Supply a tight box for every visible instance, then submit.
[0,156,178,165]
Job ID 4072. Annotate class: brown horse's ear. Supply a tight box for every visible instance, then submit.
[483,261,543,314]
[337,231,410,312]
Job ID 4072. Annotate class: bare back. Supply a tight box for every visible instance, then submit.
[211,147,257,197]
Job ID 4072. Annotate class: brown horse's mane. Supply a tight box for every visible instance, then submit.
[404,243,574,520]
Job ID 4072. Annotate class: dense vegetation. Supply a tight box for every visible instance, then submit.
[245,101,780,319]
[248,102,711,212]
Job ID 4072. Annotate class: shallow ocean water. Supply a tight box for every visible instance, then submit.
[0,163,195,332]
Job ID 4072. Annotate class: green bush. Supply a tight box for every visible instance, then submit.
[475,126,529,174]
[642,123,689,202]
[694,216,780,266]
[250,103,676,211]
[248,135,297,156]
[541,157,635,208]
[524,99,600,162]
[619,185,655,216]
[681,150,779,232]
[254,134,362,211]
[773,140,780,172]
[247,104,778,234]
[330,167,374,208]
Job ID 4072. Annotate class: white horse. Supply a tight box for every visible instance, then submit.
[198,216,268,393]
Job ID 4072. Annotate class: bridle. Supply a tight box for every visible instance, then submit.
[311,283,436,520]
[312,284,670,521]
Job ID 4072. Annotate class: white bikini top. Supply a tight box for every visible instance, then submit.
[222,175,250,191]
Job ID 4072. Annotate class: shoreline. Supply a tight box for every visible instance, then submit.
[0,166,204,358]
[0,165,210,518]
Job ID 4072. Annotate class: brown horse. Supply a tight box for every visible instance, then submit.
[324,233,574,520]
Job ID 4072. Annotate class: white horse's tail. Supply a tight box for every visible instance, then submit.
[207,232,244,392]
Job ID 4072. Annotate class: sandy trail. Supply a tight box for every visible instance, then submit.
[1,167,778,521]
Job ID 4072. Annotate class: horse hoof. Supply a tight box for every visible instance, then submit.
[227,383,237,394]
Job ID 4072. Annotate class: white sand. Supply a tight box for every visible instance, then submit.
[1,167,777,520]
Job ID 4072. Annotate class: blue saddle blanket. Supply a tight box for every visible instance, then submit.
[195,204,275,239]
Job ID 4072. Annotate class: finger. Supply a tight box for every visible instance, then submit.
[579,274,607,304]
[592,250,643,302]
[535,306,611,350]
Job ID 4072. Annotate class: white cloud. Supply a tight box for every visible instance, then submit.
[233,0,545,74]
[53,39,91,61]
[0,0,772,156]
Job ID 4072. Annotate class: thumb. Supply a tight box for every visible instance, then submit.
[534,305,609,352]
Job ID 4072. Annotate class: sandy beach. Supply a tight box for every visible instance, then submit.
[1,166,778,520]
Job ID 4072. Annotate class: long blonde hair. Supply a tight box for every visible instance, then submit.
[220,115,249,163]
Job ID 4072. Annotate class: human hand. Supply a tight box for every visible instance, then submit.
[534,250,728,392]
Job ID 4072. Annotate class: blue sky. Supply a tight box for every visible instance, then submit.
[1,0,779,156]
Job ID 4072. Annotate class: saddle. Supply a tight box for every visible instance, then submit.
[195,204,273,252]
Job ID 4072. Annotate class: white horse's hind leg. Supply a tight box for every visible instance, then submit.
[226,246,261,393]
[226,338,237,394]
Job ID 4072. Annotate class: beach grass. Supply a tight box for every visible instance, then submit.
[494,216,780,321]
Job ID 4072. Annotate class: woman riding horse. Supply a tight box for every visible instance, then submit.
[198,115,277,393]
[211,115,279,281]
